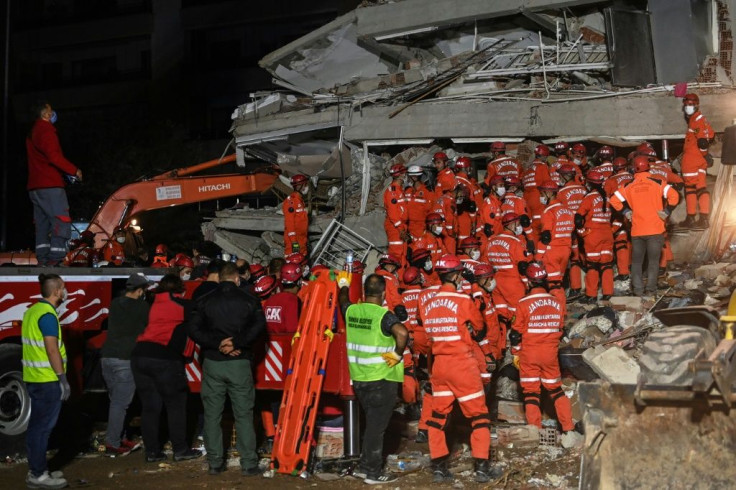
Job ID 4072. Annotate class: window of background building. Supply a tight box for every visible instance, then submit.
[71,56,118,84]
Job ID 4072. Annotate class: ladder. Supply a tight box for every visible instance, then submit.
[271,272,338,475]
[311,219,378,270]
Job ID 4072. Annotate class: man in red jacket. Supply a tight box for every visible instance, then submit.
[27,102,83,266]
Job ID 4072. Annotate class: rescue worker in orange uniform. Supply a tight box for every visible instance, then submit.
[454,156,483,209]
[575,170,614,303]
[604,157,634,280]
[648,154,684,272]
[413,212,450,262]
[375,254,403,310]
[405,165,432,238]
[418,255,502,484]
[456,237,486,310]
[556,164,588,300]
[610,156,680,297]
[408,248,440,287]
[510,262,582,448]
[284,174,310,255]
[102,227,127,265]
[150,243,170,268]
[679,93,714,228]
[594,145,615,179]
[569,142,589,173]
[535,180,574,306]
[478,176,504,248]
[473,263,503,368]
[397,266,423,407]
[383,164,409,260]
[552,141,569,163]
[484,213,529,342]
[454,185,477,244]
[433,152,456,198]
[523,145,553,239]
[501,176,534,244]
[484,141,522,186]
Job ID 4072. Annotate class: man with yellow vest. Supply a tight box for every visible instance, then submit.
[339,273,408,485]
[22,273,70,489]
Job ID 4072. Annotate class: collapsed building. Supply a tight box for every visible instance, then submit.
[206,0,736,268]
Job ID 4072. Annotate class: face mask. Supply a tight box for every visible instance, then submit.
[60,288,68,303]
[49,111,58,124]
[432,225,443,236]
[302,265,310,278]
[573,158,582,165]
[181,273,191,281]
[455,197,464,205]
[300,187,309,195]
[116,236,126,244]
[514,224,523,235]
[540,195,549,205]
[470,250,481,261]
[684,105,696,115]
[423,261,433,272]
[495,187,506,197]
[485,278,497,292]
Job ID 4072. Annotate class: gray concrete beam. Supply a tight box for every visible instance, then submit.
[355,0,605,38]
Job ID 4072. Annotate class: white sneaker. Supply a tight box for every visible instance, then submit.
[25,470,68,489]
[561,430,584,449]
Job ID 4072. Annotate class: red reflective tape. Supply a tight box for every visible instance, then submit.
[56,215,72,223]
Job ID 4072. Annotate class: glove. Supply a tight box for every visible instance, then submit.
[509,329,522,347]
[483,223,493,237]
[540,230,551,245]
[657,209,670,220]
[697,138,710,150]
[381,351,402,367]
[574,213,585,229]
[58,373,71,401]
[291,243,300,253]
[623,209,633,221]
[468,201,477,213]
[336,271,352,289]
[485,355,497,373]
[519,214,531,228]
[705,154,714,168]
[394,305,408,322]
[526,240,535,254]
[517,261,529,276]
[461,268,475,283]
[512,355,520,370]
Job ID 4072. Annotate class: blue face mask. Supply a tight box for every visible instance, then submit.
[49,111,58,124]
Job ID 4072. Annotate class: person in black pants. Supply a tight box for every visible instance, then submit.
[130,274,201,463]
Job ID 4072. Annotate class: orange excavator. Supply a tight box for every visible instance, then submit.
[0,154,279,265]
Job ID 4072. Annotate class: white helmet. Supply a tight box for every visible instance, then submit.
[407,165,423,176]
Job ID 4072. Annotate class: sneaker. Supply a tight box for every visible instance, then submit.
[122,439,142,451]
[561,430,584,448]
[145,452,167,463]
[25,470,68,489]
[241,466,261,477]
[105,445,131,457]
[174,449,203,462]
[414,428,428,443]
[351,469,367,480]
[365,472,399,485]
[208,464,225,475]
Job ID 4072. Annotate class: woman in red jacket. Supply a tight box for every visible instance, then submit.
[131,274,202,463]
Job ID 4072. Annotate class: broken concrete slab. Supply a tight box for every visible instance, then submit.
[684,279,704,290]
[497,400,526,425]
[496,425,540,449]
[608,296,644,312]
[582,345,640,385]
[715,274,732,287]
[694,263,732,280]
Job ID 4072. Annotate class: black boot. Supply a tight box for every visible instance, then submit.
[474,458,504,483]
[614,274,629,281]
[695,214,710,229]
[415,429,428,443]
[679,214,697,228]
[566,289,583,301]
[431,457,453,483]
[600,295,612,301]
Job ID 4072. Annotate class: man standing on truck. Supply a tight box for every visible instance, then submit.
[27,102,83,266]
[22,273,71,489]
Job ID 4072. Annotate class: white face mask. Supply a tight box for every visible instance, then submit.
[302,265,311,278]
[495,187,506,197]
[423,261,433,272]
[300,186,309,195]
[684,105,696,115]
[432,225,444,236]
[60,288,68,303]
[116,236,126,244]
[470,250,481,261]
[539,195,549,205]
[514,224,523,235]
[181,273,191,281]
[573,158,582,165]
[455,197,464,205]
[486,278,497,292]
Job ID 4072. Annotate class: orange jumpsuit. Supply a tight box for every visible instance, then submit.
[400,285,423,404]
[484,156,522,186]
[522,160,552,239]
[604,172,634,276]
[435,168,456,198]
[64,246,95,266]
[484,231,528,338]
[479,289,503,363]
[419,284,490,461]
[596,161,614,179]
[577,190,614,299]
[536,200,575,306]
[456,173,483,210]
[383,181,408,260]
[284,191,308,255]
[412,231,446,266]
[681,110,714,215]
[102,240,125,264]
[557,182,587,291]
[406,182,432,238]
[430,193,457,253]
[479,194,503,240]
[455,207,477,242]
[501,194,533,240]
[511,287,574,431]
[415,284,440,433]
[375,268,402,311]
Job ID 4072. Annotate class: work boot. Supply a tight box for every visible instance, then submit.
[561,430,584,448]
[566,289,583,301]
[695,214,710,229]
[173,448,202,462]
[614,274,629,281]
[600,295,612,301]
[580,295,597,305]
[25,471,68,489]
[474,458,504,483]
[431,457,453,483]
[415,429,428,443]
[678,214,697,228]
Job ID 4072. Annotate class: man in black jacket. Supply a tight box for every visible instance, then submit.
[187,262,266,476]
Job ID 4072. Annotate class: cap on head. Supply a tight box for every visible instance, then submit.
[127,272,154,289]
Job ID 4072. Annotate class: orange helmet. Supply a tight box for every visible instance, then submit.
[378,254,401,268]
[504,176,521,188]
[433,152,448,162]
[637,143,657,157]
[538,180,558,191]
[410,248,432,264]
[434,254,464,273]
[571,143,586,155]
[249,263,267,279]
[403,266,421,285]
[632,155,651,173]
[170,253,194,268]
[350,260,365,274]
[459,236,481,249]
[285,252,308,267]
[490,175,505,186]
[597,145,614,160]
[558,164,577,177]
[526,262,547,281]
[502,213,520,225]
[425,212,444,225]
[155,244,168,255]
[474,263,494,278]
[254,275,278,299]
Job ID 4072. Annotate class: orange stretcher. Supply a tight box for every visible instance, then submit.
[271,272,339,475]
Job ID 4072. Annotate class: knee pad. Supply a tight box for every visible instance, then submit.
[601,262,614,272]
[523,392,541,407]
[684,185,697,196]
[471,413,490,430]
[548,281,563,290]
[548,386,565,402]
[696,188,710,199]
[427,411,449,431]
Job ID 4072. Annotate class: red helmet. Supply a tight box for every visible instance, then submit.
[538,180,558,191]
[389,164,407,177]
[526,262,547,281]
[281,263,302,284]
[254,275,278,299]
[490,141,506,152]
[535,144,550,157]
[490,175,505,186]
[683,93,699,105]
[171,253,194,268]
[632,155,651,173]
[571,143,586,155]
[554,141,569,154]
[455,156,472,170]
[556,155,570,165]
[459,236,481,249]
[502,212,520,225]
[504,176,521,188]
[410,248,432,264]
[81,229,94,242]
[425,212,443,225]
[111,254,125,266]
[434,254,464,273]
[249,263,267,279]
[350,260,365,274]
[155,244,168,255]
[403,266,421,285]
[290,174,309,187]
[68,238,81,250]
[597,146,614,160]
[474,263,494,278]
[433,152,448,162]
[558,164,577,176]
[612,157,628,171]
[285,252,308,267]
[586,169,605,184]
[636,143,656,157]
[378,254,401,268]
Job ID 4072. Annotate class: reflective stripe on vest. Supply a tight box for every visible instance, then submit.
[22,301,66,383]
[345,303,403,383]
